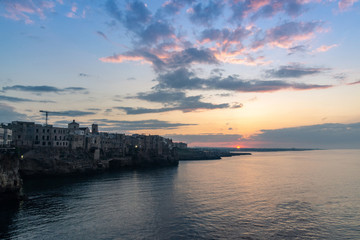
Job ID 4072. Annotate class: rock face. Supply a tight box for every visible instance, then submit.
[0,150,23,202]
[18,147,179,177]
[108,148,179,169]
[19,147,100,178]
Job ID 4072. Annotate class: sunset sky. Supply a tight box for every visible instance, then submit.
[1,0,359,148]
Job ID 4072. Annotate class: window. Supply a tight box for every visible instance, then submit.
[54,130,56,133]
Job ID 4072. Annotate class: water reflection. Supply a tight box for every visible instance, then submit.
[1,150,359,239]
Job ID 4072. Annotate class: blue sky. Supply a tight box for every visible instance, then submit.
[0,0,359,148]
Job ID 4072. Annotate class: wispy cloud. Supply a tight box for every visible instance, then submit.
[48,110,97,117]
[2,85,88,94]
[265,64,330,78]
[252,21,323,50]
[314,44,338,53]
[154,68,332,92]
[91,118,196,131]
[347,80,360,85]
[116,90,242,115]
[338,0,359,11]
[79,73,90,77]
[0,95,54,103]
[1,0,57,24]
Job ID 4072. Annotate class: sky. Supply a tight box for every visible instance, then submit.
[0,0,360,149]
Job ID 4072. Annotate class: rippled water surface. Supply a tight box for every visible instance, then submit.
[1,149,360,239]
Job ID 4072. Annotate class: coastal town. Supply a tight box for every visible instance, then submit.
[1,120,187,155]
[0,119,187,202]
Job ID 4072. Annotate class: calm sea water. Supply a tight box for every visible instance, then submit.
[1,149,359,239]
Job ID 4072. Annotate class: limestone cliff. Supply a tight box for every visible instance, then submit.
[19,147,100,178]
[0,150,23,202]
[18,147,179,177]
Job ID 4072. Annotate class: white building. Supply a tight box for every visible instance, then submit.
[0,127,12,146]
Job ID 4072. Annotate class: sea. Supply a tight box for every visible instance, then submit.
[1,149,359,239]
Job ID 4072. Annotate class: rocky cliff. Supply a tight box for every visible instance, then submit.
[0,150,23,202]
[19,147,101,178]
[18,147,179,177]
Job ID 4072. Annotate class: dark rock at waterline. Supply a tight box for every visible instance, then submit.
[0,150,23,203]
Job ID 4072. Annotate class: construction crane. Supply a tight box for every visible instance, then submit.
[39,110,52,126]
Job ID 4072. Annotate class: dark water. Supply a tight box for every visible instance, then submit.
[1,150,359,239]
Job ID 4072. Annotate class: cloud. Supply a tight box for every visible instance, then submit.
[140,21,174,45]
[116,90,242,114]
[105,0,123,23]
[250,122,360,149]
[96,31,109,41]
[1,0,57,24]
[347,80,360,85]
[90,118,196,131]
[0,95,54,103]
[252,21,322,50]
[102,0,327,71]
[231,0,309,24]
[79,73,90,77]
[2,85,88,94]
[124,0,152,31]
[100,47,218,72]
[0,103,28,123]
[188,1,224,26]
[154,68,332,92]
[314,44,338,53]
[48,110,97,117]
[338,0,359,11]
[265,64,330,78]
[287,45,307,55]
[160,0,194,15]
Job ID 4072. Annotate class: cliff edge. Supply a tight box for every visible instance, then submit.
[0,150,23,202]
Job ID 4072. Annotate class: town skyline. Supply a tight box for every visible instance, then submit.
[1,0,360,149]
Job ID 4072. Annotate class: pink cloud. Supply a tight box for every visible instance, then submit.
[315,44,338,52]
[347,80,360,85]
[2,0,56,24]
[99,54,148,63]
[338,0,359,10]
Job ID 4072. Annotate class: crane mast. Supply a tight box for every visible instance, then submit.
[39,110,50,126]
